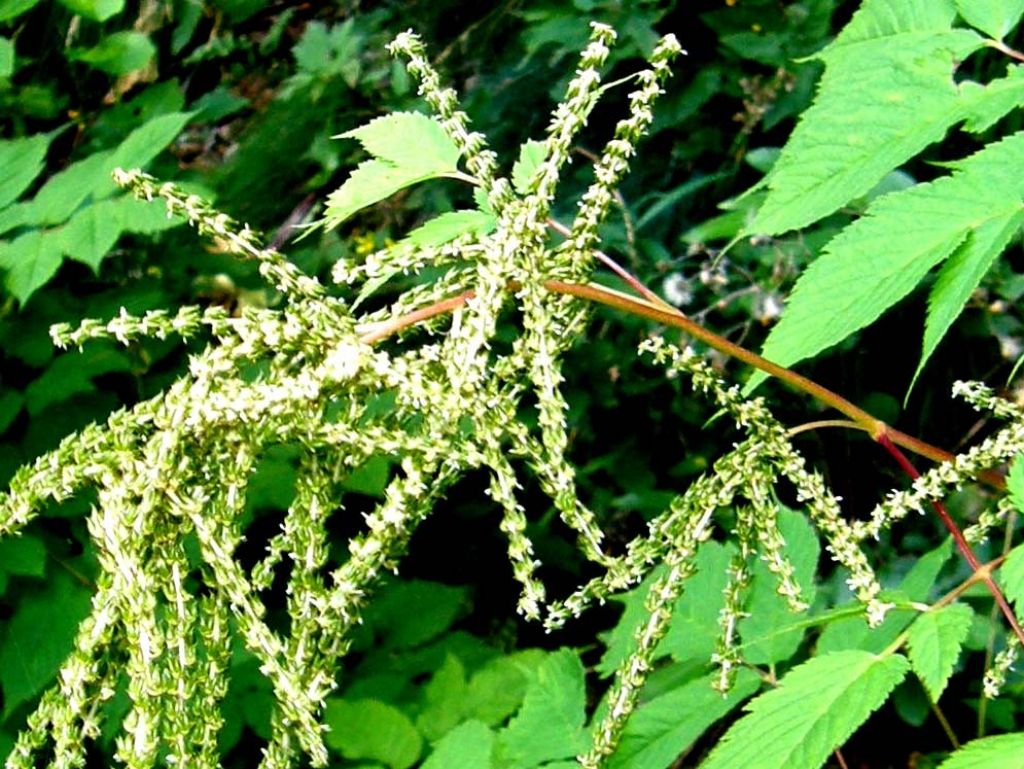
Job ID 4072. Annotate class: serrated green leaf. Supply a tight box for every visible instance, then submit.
[907,603,972,700]
[914,207,1024,391]
[1000,541,1024,609]
[750,132,1024,393]
[608,669,761,769]
[0,133,52,210]
[739,507,819,664]
[59,199,125,271]
[960,65,1024,133]
[0,569,92,718]
[323,699,422,769]
[56,0,124,21]
[1006,454,1024,513]
[497,649,588,769]
[340,112,459,175]
[955,0,1024,39]
[937,733,1024,769]
[402,210,496,249]
[68,31,156,75]
[751,0,983,235]
[511,139,547,194]
[699,651,909,769]
[0,229,64,304]
[324,160,449,230]
[818,538,952,654]
[421,720,494,769]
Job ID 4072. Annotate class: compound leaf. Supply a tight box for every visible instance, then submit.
[907,603,973,700]
[699,651,909,769]
[750,131,1024,393]
[751,0,982,235]
[937,733,1024,769]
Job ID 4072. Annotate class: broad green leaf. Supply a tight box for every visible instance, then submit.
[323,699,422,769]
[0,229,64,304]
[59,200,124,271]
[24,151,113,225]
[955,0,1024,38]
[750,132,1024,393]
[960,65,1024,133]
[339,112,460,176]
[0,0,38,22]
[608,669,761,769]
[818,538,952,654]
[0,533,46,578]
[465,651,538,726]
[511,139,547,194]
[907,603,973,700]
[0,133,51,209]
[497,649,588,769]
[0,569,92,718]
[56,0,124,21]
[937,733,1024,769]
[699,651,909,769]
[421,720,494,769]
[0,36,12,78]
[101,111,194,198]
[402,210,496,248]
[361,579,468,650]
[69,31,156,75]
[739,507,820,664]
[1006,453,1024,513]
[751,0,983,235]
[416,654,469,741]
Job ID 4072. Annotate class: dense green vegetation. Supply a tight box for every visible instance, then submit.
[5,1,1024,768]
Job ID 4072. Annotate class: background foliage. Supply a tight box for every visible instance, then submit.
[4,1,1024,767]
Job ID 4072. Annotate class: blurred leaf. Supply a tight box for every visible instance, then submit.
[420,720,494,769]
[323,699,422,769]
[955,0,1024,38]
[0,133,54,210]
[0,229,65,304]
[0,389,23,434]
[69,31,157,76]
[1007,453,1024,513]
[24,344,132,415]
[464,650,542,726]
[416,654,468,741]
[56,0,124,21]
[937,733,1024,768]
[0,532,46,579]
[0,0,39,22]
[362,579,468,650]
[0,36,13,78]
[497,649,588,769]
[0,568,92,718]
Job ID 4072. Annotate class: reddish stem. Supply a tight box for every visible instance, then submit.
[876,433,1024,646]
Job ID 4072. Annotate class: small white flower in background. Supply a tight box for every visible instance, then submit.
[662,273,692,307]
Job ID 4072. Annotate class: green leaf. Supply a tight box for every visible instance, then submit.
[55,0,124,21]
[738,507,820,664]
[0,389,22,433]
[0,533,46,578]
[914,207,1024,390]
[323,699,422,769]
[0,133,53,210]
[0,229,64,304]
[0,36,13,78]
[416,654,469,741]
[421,720,494,769]
[362,579,468,650]
[608,669,761,769]
[401,210,497,248]
[818,538,952,654]
[68,31,156,75]
[59,199,125,271]
[340,112,459,175]
[937,733,1024,769]
[955,0,1024,38]
[1000,541,1024,609]
[699,651,909,769]
[323,112,462,230]
[24,344,132,415]
[497,649,588,769]
[0,0,38,22]
[960,65,1024,133]
[1007,454,1024,513]
[511,139,547,194]
[464,651,538,726]
[0,569,92,718]
[750,132,1024,393]
[751,0,983,235]
[907,603,973,700]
